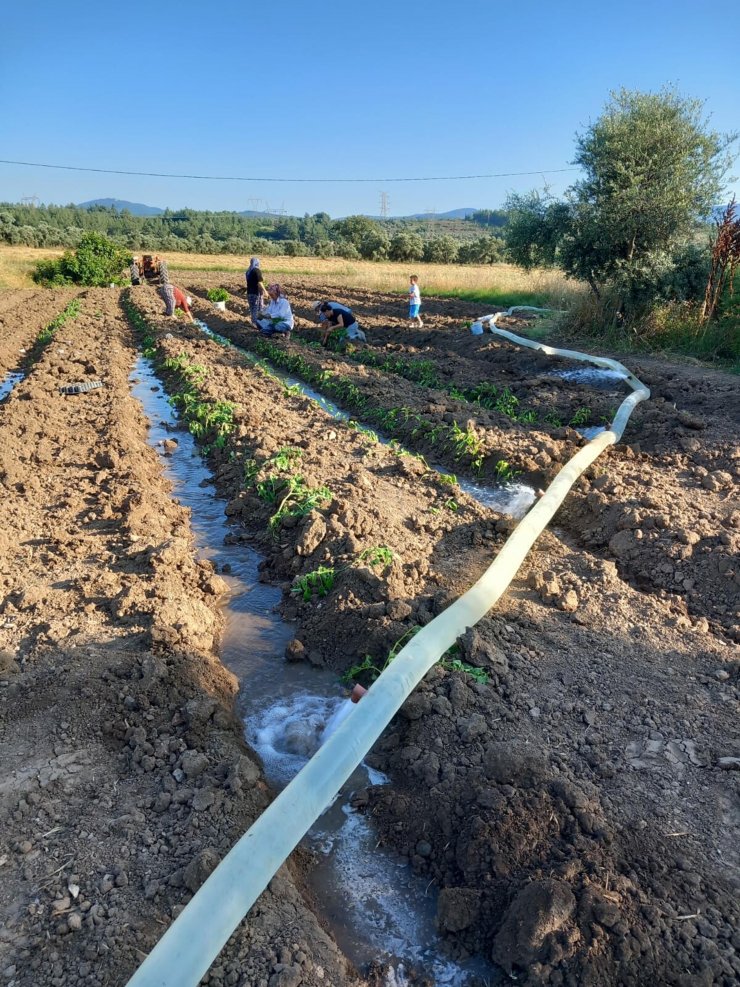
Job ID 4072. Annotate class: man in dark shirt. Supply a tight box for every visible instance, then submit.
[315,301,367,345]
[245,257,267,322]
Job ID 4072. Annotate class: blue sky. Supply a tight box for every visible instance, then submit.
[1,0,737,217]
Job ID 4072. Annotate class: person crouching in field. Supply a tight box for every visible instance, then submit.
[254,283,294,337]
[313,301,367,346]
[158,269,194,323]
[245,257,268,323]
[408,274,423,327]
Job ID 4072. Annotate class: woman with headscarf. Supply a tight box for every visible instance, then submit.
[245,257,267,323]
[158,267,194,323]
[254,283,294,337]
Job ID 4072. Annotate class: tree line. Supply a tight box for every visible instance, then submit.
[0,203,506,265]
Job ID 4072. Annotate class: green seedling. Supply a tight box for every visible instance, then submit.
[35,299,81,346]
[437,472,458,486]
[341,626,421,685]
[268,476,332,531]
[494,459,519,482]
[494,387,520,418]
[569,406,592,427]
[439,657,489,684]
[543,411,563,428]
[291,565,336,602]
[272,446,302,471]
[444,498,459,512]
[359,546,394,568]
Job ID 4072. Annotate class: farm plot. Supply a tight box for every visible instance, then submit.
[172,276,739,986]
[0,289,360,987]
[0,277,738,987]
[0,288,80,380]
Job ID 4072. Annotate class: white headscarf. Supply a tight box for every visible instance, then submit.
[246,257,260,274]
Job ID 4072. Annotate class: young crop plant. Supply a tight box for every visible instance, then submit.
[268,476,332,532]
[439,657,489,684]
[341,626,421,685]
[543,410,563,428]
[437,471,458,486]
[159,352,235,450]
[494,387,520,419]
[291,565,336,602]
[34,299,82,349]
[494,459,520,482]
[448,421,485,473]
[359,546,394,568]
[272,446,303,470]
[569,406,592,427]
[342,626,489,688]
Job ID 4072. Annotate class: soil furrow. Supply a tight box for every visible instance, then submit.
[2,279,738,987]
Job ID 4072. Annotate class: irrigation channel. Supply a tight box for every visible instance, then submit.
[129,357,497,986]
[129,316,638,985]
[193,318,538,520]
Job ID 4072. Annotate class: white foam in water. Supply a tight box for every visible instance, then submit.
[321,698,355,743]
[249,694,490,985]
[251,694,344,784]
[457,478,536,519]
[554,367,627,387]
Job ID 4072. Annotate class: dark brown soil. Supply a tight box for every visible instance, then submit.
[1,277,738,987]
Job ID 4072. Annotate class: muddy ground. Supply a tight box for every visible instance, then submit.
[0,276,738,987]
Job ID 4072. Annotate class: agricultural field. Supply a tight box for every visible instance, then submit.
[0,272,738,987]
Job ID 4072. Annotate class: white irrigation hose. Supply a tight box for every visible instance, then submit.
[127,329,649,987]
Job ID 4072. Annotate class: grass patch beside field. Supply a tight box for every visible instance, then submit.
[0,246,578,311]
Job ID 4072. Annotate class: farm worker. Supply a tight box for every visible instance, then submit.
[142,255,157,281]
[254,283,294,337]
[245,257,268,323]
[158,269,194,322]
[314,301,366,345]
[408,274,423,327]
[130,257,142,285]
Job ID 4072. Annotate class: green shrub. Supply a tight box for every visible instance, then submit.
[32,231,130,287]
[32,258,72,286]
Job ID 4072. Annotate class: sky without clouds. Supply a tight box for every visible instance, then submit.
[1,0,738,217]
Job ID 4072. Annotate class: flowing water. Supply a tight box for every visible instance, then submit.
[551,366,628,390]
[0,370,24,402]
[194,319,534,520]
[130,356,496,985]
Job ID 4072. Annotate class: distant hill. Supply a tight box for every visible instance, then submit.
[75,201,490,221]
[78,198,164,216]
[406,208,480,220]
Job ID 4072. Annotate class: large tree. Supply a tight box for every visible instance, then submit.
[506,88,736,310]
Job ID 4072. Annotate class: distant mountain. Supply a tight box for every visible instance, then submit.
[406,208,480,220]
[78,198,164,216]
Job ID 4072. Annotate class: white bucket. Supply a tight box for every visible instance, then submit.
[214,301,226,311]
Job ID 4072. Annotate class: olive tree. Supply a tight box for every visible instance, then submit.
[506,88,736,311]
[388,230,424,262]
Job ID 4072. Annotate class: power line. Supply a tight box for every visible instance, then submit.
[0,158,578,184]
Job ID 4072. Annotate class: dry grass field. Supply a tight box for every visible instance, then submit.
[0,245,581,308]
